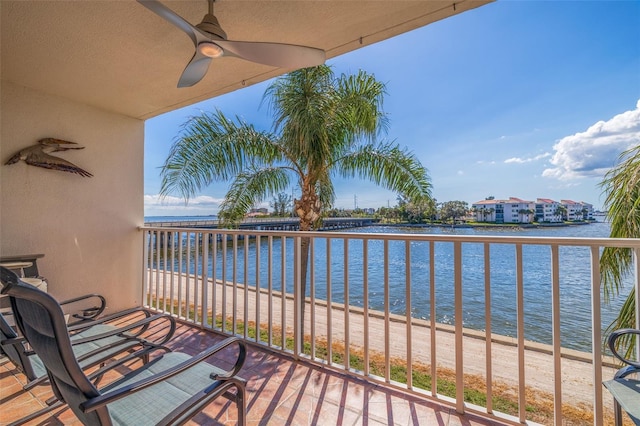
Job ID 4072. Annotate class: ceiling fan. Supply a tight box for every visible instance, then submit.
[137,0,326,88]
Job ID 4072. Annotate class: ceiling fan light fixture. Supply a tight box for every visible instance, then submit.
[198,42,223,58]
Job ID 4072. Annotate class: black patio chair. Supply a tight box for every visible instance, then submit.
[603,328,640,426]
[0,268,177,390]
[1,267,247,425]
[0,267,177,425]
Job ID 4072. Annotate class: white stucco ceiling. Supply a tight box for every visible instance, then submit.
[1,1,491,120]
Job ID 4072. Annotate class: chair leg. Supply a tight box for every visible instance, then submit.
[237,383,246,426]
[22,374,47,391]
[614,400,622,426]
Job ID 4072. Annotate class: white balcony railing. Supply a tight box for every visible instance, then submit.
[141,225,640,425]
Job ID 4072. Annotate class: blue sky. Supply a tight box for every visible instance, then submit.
[144,0,640,217]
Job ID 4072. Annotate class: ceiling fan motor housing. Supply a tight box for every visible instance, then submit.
[196,14,227,40]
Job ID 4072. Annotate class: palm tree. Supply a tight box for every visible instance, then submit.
[600,145,639,349]
[580,207,589,221]
[518,209,528,223]
[160,65,432,336]
[554,205,567,222]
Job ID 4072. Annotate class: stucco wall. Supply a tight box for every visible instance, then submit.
[1,81,144,312]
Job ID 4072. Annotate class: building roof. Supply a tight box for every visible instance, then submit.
[473,197,535,205]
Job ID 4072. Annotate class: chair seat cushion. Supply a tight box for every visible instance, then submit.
[30,324,141,379]
[101,352,226,426]
[603,378,640,424]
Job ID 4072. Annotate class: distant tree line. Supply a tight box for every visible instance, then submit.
[267,192,470,225]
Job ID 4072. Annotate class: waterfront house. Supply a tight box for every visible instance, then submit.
[1,2,637,426]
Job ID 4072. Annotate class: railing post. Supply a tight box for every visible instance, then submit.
[551,245,563,426]
[142,229,149,307]
[483,242,493,414]
[294,235,302,358]
[591,246,603,426]
[515,244,526,423]
[634,248,640,361]
[202,232,209,328]
[430,240,437,397]
[344,238,350,370]
[454,241,464,414]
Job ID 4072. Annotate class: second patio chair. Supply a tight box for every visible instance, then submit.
[2,267,247,426]
[603,328,640,426]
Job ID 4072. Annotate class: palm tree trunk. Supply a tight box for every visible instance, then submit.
[299,235,310,339]
[294,188,320,345]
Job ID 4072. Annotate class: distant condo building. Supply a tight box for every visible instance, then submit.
[471,197,593,224]
[561,199,594,221]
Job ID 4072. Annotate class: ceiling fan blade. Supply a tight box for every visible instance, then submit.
[216,40,326,69]
[137,0,208,47]
[137,0,326,87]
[178,51,212,88]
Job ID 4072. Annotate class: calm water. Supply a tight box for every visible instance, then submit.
[151,219,633,352]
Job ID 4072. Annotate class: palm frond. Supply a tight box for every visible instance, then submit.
[335,141,432,201]
[336,69,389,142]
[600,144,640,295]
[264,66,335,166]
[160,110,279,200]
[599,144,640,333]
[218,167,291,224]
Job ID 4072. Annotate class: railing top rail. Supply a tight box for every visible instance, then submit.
[139,225,640,248]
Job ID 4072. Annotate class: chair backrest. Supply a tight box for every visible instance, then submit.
[0,267,111,425]
[0,305,38,380]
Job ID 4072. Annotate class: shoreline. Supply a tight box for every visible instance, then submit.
[382,220,598,230]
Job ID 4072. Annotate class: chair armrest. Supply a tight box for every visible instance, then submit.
[67,308,174,343]
[607,328,640,372]
[59,294,107,322]
[1,335,26,346]
[80,336,246,413]
[85,346,172,381]
[66,307,153,333]
[614,364,640,379]
[69,314,176,346]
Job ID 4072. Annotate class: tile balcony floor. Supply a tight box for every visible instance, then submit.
[0,321,508,426]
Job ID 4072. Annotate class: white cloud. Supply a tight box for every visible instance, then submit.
[504,153,551,164]
[457,170,464,175]
[543,100,640,179]
[144,194,270,217]
[144,194,223,212]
